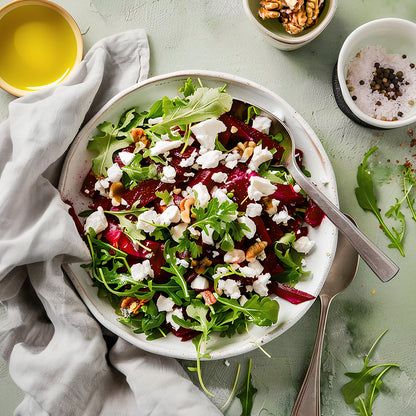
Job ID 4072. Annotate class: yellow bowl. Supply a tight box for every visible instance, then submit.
[0,0,83,97]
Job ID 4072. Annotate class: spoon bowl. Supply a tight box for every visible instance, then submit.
[291,214,360,416]
[234,100,399,283]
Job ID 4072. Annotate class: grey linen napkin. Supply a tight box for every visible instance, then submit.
[0,30,221,416]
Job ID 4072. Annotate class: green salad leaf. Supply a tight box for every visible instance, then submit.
[149,86,233,134]
[342,329,399,416]
[237,359,257,416]
[355,146,405,256]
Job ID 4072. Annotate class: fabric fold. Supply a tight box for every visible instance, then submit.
[0,29,221,416]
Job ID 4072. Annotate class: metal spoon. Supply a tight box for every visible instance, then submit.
[232,100,399,282]
[291,214,360,416]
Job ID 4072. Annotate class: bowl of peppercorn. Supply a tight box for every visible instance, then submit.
[333,18,416,129]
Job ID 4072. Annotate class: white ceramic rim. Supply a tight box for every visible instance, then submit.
[0,0,83,97]
[60,69,339,360]
[337,18,416,129]
[243,0,338,45]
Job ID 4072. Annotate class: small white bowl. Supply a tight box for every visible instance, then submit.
[334,18,416,129]
[243,0,338,51]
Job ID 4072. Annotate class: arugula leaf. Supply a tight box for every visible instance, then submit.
[403,165,416,222]
[121,154,160,183]
[149,87,232,134]
[179,77,196,97]
[155,190,173,205]
[342,329,400,415]
[88,132,133,177]
[237,359,257,416]
[104,206,147,242]
[355,146,405,256]
[245,106,261,124]
[216,294,279,327]
[161,241,190,300]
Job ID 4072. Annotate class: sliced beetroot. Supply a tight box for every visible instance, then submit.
[81,170,97,198]
[103,222,123,246]
[168,145,199,177]
[217,129,231,148]
[305,199,325,227]
[219,114,284,160]
[169,324,200,342]
[223,167,256,207]
[91,195,112,211]
[251,216,272,245]
[271,183,305,205]
[263,215,284,241]
[188,166,227,191]
[269,281,315,304]
[122,179,173,208]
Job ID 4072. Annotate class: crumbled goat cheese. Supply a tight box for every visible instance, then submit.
[131,260,154,281]
[211,171,228,183]
[211,188,231,204]
[166,308,184,331]
[293,184,301,194]
[107,163,123,182]
[196,150,225,169]
[253,273,271,297]
[190,118,227,150]
[224,248,246,264]
[94,179,108,197]
[171,222,188,242]
[245,203,263,217]
[224,151,241,169]
[212,266,228,280]
[136,209,158,233]
[252,116,272,134]
[176,258,189,268]
[201,225,215,245]
[217,279,241,299]
[238,216,256,240]
[266,199,280,215]
[118,151,135,166]
[293,236,315,254]
[150,139,182,156]
[248,146,273,172]
[179,149,198,167]
[248,176,277,201]
[156,295,175,312]
[272,208,292,225]
[192,183,211,209]
[212,250,220,258]
[85,206,108,234]
[239,260,264,277]
[190,275,210,290]
[239,295,248,306]
[161,165,177,183]
[158,205,181,226]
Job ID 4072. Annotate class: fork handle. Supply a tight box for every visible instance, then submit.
[289,165,399,282]
[291,294,332,416]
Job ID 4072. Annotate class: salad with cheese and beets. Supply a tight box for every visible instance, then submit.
[78,79,324,365]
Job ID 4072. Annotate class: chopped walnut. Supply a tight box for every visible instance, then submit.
[121,296,150,315]
[258,0,323,35]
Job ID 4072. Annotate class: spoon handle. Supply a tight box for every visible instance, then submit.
[291,294,332,416]
[288,164,399,282]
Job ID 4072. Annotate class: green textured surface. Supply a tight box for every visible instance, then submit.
[1,0,416,415]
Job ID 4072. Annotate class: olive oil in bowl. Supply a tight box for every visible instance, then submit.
[0,0,83,96]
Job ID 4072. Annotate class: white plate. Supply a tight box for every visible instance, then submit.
[59,70,338,360]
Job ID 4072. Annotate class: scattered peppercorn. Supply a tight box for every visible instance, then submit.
[352,96,357,101]
[359,80,365,85]
[411,63,415,69]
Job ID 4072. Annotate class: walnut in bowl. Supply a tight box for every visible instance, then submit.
[243,0,337,51]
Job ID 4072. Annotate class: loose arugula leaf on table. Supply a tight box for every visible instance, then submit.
[355,146,405,256]
[402,165,416,222]
[149,86,232,134]
[237,358,257,416]
[342,329,400,416]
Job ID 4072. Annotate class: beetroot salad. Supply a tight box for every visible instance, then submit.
[79,78,324,355]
